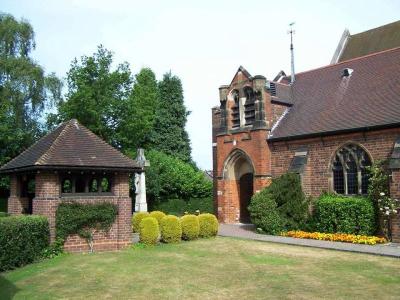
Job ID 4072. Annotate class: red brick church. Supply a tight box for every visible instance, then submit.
[212,21,400,241]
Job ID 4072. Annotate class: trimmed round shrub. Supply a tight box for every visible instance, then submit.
[198,213,218,238]
[139,217,159,245]
[248,189,283,235]
[313,194,376,235]
[149,211,166,224]
[160,215,182,243]
[181,214,200,240]
[132,212,149,233]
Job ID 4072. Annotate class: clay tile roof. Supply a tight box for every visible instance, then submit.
[0,119,139,173]
[269,47,400,141]
[339,20,400,62]
[271,82,293,106]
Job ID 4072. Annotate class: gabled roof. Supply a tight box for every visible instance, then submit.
[269,47,400,141]
[0,119,139,173]
[334,20,400,63]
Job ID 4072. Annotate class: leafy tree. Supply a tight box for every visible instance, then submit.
[145,150,212,206]
[51,45,132,146]
[0,13,62,188]
[118,68,158,151]
[149,72,192,162]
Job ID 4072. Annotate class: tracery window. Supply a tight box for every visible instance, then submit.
[332,144,371,195]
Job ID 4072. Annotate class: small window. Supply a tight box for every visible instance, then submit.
[101,177,110,192]
[62,179,73,193]
[89,178,98,193]
[75,177,86,193]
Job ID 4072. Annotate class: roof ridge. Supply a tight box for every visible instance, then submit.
[36,120,71,165]
[77,122,134,162]
[292,46,400,78]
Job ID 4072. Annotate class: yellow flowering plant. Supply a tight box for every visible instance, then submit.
[282,230,387,245]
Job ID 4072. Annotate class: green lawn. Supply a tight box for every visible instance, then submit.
[1,237,400,299]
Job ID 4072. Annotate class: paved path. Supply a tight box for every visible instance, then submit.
[218,223,400,258]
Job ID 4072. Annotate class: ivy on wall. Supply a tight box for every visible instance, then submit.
[56,202,118,252]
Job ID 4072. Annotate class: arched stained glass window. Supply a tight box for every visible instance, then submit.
[332,144,371,195]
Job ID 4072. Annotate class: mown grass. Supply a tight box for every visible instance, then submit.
[1,237,399,299]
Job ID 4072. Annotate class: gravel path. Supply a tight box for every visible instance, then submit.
[218,223,400,258]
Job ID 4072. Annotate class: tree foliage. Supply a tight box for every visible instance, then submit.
[145,150,212,206]
[118,68,158,151]
[50,45,132,146]
[249,173,309,233]
[149,72,192,162]
[248,188,283,235]
[266,173,309,230]
[0,13,62,188]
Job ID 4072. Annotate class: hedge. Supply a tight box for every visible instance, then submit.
[313,194,376,235]
[139,217,159,245]
[153,197,213,216]
[0,215,50,271]
[0,212,9,218]
[181,214,200,240]
[160,215,182,243]
[198,213,218,238]
[132,212,149,233]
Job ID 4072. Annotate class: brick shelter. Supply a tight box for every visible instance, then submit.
[212,23,400,242]
[0,119,143,252]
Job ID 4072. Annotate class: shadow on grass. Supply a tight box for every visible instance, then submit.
[0,275,19,299]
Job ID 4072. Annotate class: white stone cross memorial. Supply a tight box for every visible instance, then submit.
[134,148,149,212]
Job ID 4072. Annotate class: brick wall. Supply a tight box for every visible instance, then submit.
[215,129,271,222]
[7,171,133,252]
[61,196,132,252]
[7,174,29,214]
[390,170,400,242]
[270,128,400,197]
[270,128,400,241]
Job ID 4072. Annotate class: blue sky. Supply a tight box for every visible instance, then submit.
[2,0,400,169]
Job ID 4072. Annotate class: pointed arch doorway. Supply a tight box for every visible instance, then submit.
[239,173,253,223]
[223,150,255,223]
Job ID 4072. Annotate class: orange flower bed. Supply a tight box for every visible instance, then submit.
[282,231,387,245]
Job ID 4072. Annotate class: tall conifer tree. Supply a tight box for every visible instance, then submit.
[150,72,192,163]
[119,68,158,153]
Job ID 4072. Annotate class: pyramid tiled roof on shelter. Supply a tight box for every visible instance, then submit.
[0,119,139,173]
